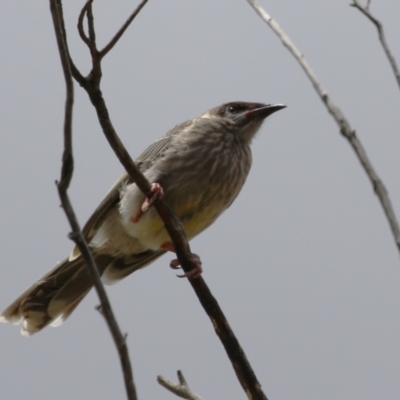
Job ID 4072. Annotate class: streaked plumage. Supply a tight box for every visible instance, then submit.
[1,101,285,336]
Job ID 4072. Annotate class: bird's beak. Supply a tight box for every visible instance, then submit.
[245,104,286,120]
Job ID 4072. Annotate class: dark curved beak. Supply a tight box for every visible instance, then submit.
[245,104,286,120]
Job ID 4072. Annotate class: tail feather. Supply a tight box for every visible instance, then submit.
[0,254,112,336]
[1,250,166,336]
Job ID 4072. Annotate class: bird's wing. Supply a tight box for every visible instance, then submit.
[73,119,194,255]
[134,119,193,170]
[79,173,129,244]
[102,249,166,283]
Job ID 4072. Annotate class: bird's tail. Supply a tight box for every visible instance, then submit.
[0,254,112,336]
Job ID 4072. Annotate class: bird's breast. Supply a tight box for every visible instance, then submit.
[118,132,252,251]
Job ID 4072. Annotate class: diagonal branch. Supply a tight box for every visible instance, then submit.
[247,0,400,256]
[85,82,269,400]
[65,2,270,399]
[351,0,400,91]
[49,1,137,400]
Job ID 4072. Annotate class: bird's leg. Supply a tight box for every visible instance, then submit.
[130,183,164,223]
[142,183,164,212]
[160,242,203,279]
[160,241,176,252]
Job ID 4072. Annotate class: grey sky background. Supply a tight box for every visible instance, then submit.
[1,1,400,399]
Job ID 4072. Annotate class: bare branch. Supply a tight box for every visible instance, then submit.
[247,0,400,255]
[71,3,269,399]
[84,81,270,400]
[49,2,137,399]
[85,35,267,400]
[351,0,400,91]
[157,371,204,400]
[99,0,149,58]
[82,38,269,400]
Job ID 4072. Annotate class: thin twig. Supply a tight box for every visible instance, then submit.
[50,0,74,190]
[68,2,269,399]
[77,1,91,48]
[99,0,149,58]
[86,0,96,44]
[247,0,400,255]
[157,371,203,400]
[49,1,137,400]
[55,2,85,83]
[351,0,400,91]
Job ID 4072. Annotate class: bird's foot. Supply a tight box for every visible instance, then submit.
[130,183,164,223]
[174,254,203,279]
[160,242,203,279]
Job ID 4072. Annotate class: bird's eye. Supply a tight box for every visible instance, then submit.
[227,105,241,114]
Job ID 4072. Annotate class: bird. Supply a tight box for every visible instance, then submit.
[1,101,285,336]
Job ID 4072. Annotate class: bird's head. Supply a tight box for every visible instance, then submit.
[201,101,286,143]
